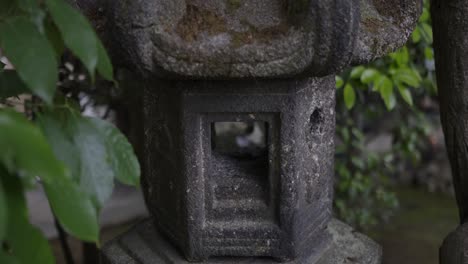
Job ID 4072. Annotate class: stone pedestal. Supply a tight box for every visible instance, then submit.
[100,76,381,263]
[101,219,381,264]
[141,77,335,261]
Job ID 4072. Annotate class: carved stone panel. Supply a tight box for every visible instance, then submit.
[142,76,335,261]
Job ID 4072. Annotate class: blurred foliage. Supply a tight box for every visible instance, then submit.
[0,0,140,263]
[335,0,436,230]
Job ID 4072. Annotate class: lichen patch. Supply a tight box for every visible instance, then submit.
[175,4,227,43]
[173,3,289,48]
[362,17,387,34]
[231,23,289,48]
[372,0,403,22]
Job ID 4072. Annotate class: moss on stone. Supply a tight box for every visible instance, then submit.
[227,0,242,12]
[230,23,289,48]
[372,0,403,22]
[175,4,227,42]
[174,3,288,48]
[361,17,386,34]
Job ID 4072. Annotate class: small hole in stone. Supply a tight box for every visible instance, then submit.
[310,109,324,134]
[211,121,268,158]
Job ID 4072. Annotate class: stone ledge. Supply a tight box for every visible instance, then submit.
[101,218,382,264]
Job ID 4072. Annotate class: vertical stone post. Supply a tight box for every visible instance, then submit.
[432,1,468,263]
[90,0,421,263]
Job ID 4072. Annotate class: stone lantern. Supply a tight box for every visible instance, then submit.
[95,0,421,263]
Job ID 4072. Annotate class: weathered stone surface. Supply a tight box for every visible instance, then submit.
[440,223,468,264]
[101,218,382,264]
[141,76,336,261]
[87,0,421,78]
[352,0,421,66]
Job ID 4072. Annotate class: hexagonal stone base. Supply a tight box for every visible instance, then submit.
[101,219,382,264]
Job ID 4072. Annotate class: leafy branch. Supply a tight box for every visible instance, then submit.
[334,0,435,230]
[0,0,140,263]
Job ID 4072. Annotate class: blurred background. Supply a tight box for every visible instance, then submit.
[3,0,458,263]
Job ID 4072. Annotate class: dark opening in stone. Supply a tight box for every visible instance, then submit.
[310,108,324,134]
[208,121,271,221]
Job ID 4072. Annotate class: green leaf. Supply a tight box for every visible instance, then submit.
[424,47,434,60]
[17,0,40,14]
[96,40,114,81]
[0,16,58,104]
[24,6,46,34]
[1,172,54,264]
[44,177,99,242]
[5,196,54,264]
[90,118,140,186]
[37,112,81,182]
[335,75,344,89]
[344,84,356,110]
[350,66,365,79]
[0,109,67,183]
[351,157,365,170]
[419,7,430,23]
[398,84,414,106]
[38,109,139,236]
[383,90,396,111]
[37,112,100,242]
[360,69,380,84]
[393,68,422,88]
[0,71,29,99]
[44,18,65,57]
[392,47,409,67]
[340,127,350,143]
[0,176,6,241]
[71,116,114,208]
[46,0,98,77]
[0,0,20,20]
[39,110,114,209]
[374,75,395,110]
[381,87,396,111]
[411,27,421,43]
[0,252,19,264]
[351,128,365,141]
[374,75,393,93]
[420,22,433,44]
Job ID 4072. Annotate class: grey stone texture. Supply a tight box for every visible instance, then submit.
[98,0,421,79]
[101,218,382,264]
[141,77,336,261]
